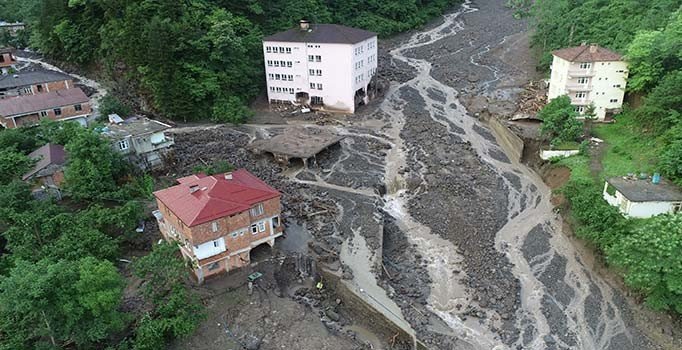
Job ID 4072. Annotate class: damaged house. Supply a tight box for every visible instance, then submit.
[263,20,378,113]
[0,69,75,99]
[153,169,284,283]
[0,47,16,75]
[100,115,174,170]
[0,87,91,128]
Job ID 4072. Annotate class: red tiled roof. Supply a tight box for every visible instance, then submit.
[0,87,89,117]
[552,44,622,62]
[154,169,281,227]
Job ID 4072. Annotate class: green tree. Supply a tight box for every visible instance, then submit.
[0,257,127,349]
[63,128,126,200]
[608,214,682,313]
[0,149,34,185]
[132,242,204,349]
[538,95,582,147]
[99,95,132,119]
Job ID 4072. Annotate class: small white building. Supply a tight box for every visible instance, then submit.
[547,44,628,120]
[263,20,378,113]
[100,115,174,170]
[603,177,682,218]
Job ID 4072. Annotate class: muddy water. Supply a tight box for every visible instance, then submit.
[380,1,655,349]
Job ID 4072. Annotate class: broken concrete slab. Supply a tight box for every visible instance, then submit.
[248,127,344,164]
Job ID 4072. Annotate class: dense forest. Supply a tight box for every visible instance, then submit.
[0,0,453,122]
[531,0,682,314]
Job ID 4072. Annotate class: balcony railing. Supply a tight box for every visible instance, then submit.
[570,97,590,106]
[568,69,595,78]
[566,83,592,91]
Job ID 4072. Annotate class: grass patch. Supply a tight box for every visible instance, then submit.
[552,141,581,150]
[556,154,592,184]
[593,114,661,177]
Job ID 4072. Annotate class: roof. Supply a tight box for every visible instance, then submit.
[100,116,171,139]
[264,24,376,44]
[0,70,72,89]
[22,143,66,180]
[552,44,622,62]
[154,169,281,227]
[607,177,682,202]
[0,87,88,117]
[249,127,343,159]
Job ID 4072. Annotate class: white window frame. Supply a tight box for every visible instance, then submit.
[575,91,587,99]
[250,203,264,217]
[266,46,272,53]
[310,83,316,89]
[315,69,322,76]
[258,221,266,232]
[577,77,588,84]
[251,223,258,234]
[39,110,48,117]
[117,139,129,151]
[317,83,322,90]
[315,55,321,62]
[579,62,591,69]
[211,221,219,232]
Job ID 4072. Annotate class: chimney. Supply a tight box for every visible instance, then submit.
[224,172,233,180]
[299,19,310,31]
[589,44,598,53]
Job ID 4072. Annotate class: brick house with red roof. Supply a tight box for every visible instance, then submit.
[153,169,284,283]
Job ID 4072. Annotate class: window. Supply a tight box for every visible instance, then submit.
[280,60,286,67]
[39,111,48,117]
[308,55,314,62]
[275,74,281,80]
[117,139,129,150]
[673,203,682,214]
[53,108,62,116]
[279,47,285,53]
[287,75,293,81]
[315,55,321,62]
[208,262,220,271]
[266,46,271,53]
[250,203,264,217]
[258,221,266,232]
[317,83,322,90]
[577,77,588,84]
[289,88,294,94]
[610,99,618,103]
[276,87,282,93]
[316,69,322,76]
[579,62,591,69]
[231,231,239,238]
[74,104,82,111]
[268,74,274,80]
[575,91,587,99]
[287,61,292,68]
[574,106,585,113]
[311,96,323,105]
[36,85,43,92]
[285,47,291,54]
[212,221,219,232]
[22,87,31,94]
[613,84,621,88]
[310,83,316,89]
[616,70,625,73]
[272,216,280,227]
[251,223,258,234]
[267,60,273,66]
[274,61,280,67]
[309,69,315,76]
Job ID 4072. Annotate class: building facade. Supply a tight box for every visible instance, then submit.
[547,44,628,120]
[263,21,378,113]
[22,143,67,189]
[0,87,91,128]
[0,48,17,75]
[153,169,284,283]
[603,177,682,218]
[101,115,174,169]
[0,70,74,99]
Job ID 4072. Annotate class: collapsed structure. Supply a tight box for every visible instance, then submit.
[99,115,174,170]
[153,169,284,283]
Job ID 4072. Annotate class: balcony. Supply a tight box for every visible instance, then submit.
[568,69,595,78]
[570,97,590,106]
[566,83,592,92]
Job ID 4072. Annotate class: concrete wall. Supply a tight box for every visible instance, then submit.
[480,114,525,163]
[540,149,580,160]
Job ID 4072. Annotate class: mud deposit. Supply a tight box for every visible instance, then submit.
[168,0,661,349]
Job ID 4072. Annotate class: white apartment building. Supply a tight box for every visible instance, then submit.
[547,44,628,120]
[263,20,378,113]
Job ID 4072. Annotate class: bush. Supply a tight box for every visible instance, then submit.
[539,96,582,147]
[99,95,132,119]
[192,160,234,175]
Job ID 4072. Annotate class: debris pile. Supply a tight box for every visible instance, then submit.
[514,80,547,118]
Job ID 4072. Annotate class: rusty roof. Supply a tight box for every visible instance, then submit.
[0,87,89,117]
[552,44,622,62]
[22,143,66,180]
